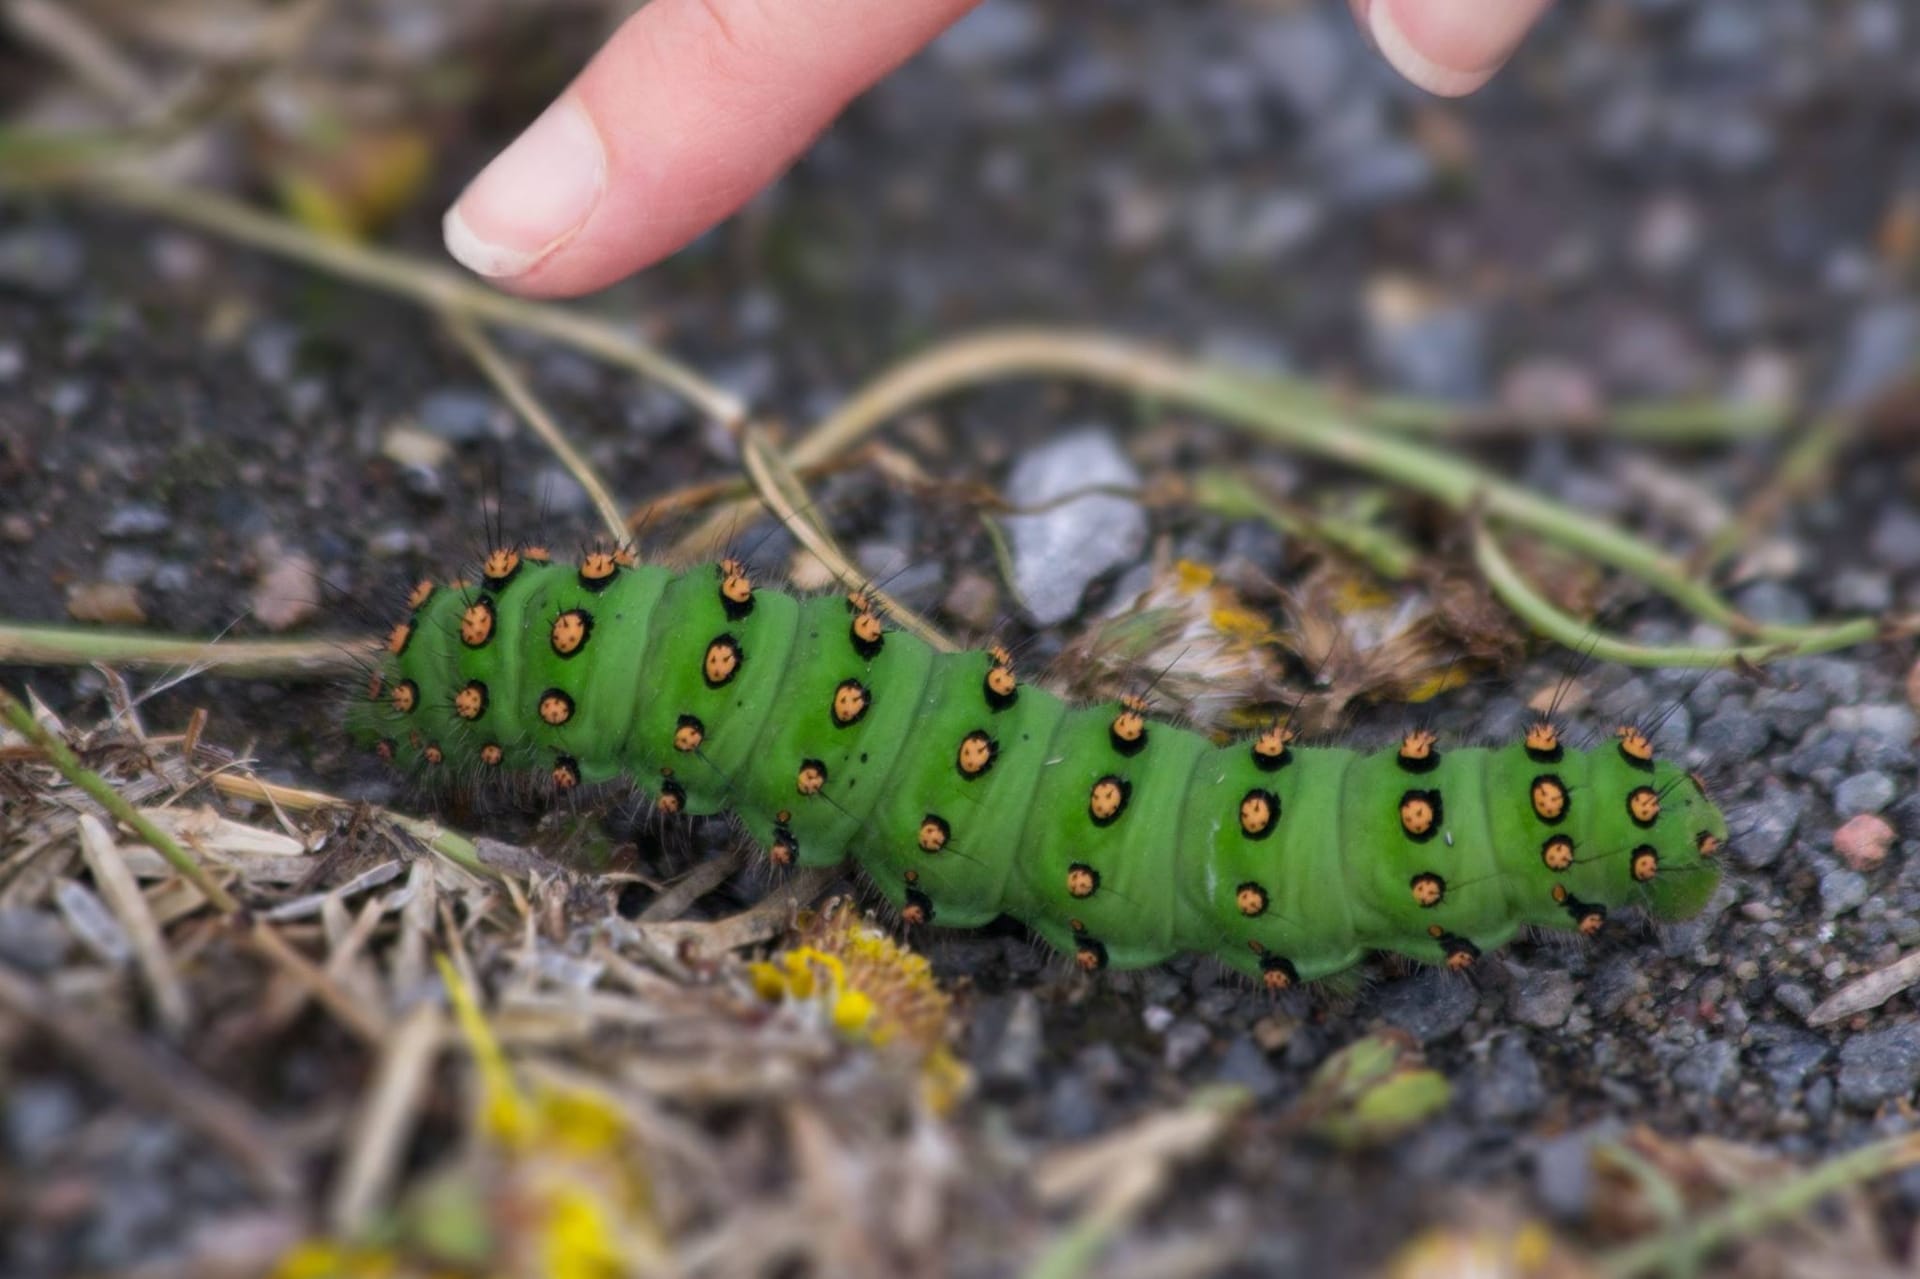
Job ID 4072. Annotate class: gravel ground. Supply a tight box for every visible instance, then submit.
[4,1,1920,1274]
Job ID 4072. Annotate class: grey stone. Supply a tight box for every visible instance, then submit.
[1852,735,1916,775]
[1870,505,1920,572]
[4,1081,82,1160]
[1471,1036,1547,1123]
[1835,770,1897,817]
[1162,1019,1212,1072]
[1774,982,1817,1021]
[931,0,1041,69]
[1586,955,1650,1018]
[1002,428,1147,627]
[102,504,171,540]
[418,388,509,442]
[1889,791,1920,839]
[1829,704,1919,741]
[1820,866,1870,917]
[1213,1034,1282,1102]
[1749,1022,1831,1094]
[1508,966,1577,1029]
[981,992,1042,1086]
[1729,782,1806,869]
[245,324,300,386]
[1367,300,1485,401]
[1375,968,1477,1042]
[101,549,159,586]
[1837,1023,1920,1109]
[1044,1074,1104,1140]
[1755,686,1827,739]
[1784,729,1852,784]
[1830,568,1894,613]
[1533,1126,1619,1220]
[1693,708,1769,761]
[0,908,68,972]
[1828,301,1920,409]
[1734,580,1813,627]
[1672,1038,1740,1097]
[0,226,84,293]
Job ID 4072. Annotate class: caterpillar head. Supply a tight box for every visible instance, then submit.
[1634,761,1727,921]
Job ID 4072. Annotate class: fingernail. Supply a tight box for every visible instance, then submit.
[1368,0,1496,97]
[444,97,606,279]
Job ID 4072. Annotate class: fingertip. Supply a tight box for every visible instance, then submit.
[442,95,608,285]
[1368,0,1551,97]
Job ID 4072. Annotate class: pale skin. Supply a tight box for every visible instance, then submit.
[443,0,1554,298]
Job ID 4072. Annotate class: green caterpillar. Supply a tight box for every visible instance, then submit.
[352,544,1728,988]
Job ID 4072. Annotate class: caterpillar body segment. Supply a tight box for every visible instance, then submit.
[353,555,1729,986]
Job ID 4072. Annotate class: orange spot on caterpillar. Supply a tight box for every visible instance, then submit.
[1239,789,1279,838]
[1110,695,1148,753]
[1089,776,1129,825]
[1399,728,1438,762]
[481,547,521,590]
[769,828,797,867]
[460,598,495,648]
[1251,723,1294,771]
[703,635,742,687]
[830,680,870,726]
[1236,882,1268,917]
[984,645,1017,709]
[1399,791,1439,837]
[523,546,550,563]
[480,743,503,766]
[1627,786,1660,826]
[673,715,704,752]
[1530,776,1568,822]
[902,888,933,926]
[1697,831,1720,857]
[390,680,418,714]
[454,680,488,721]
[1410,872,1445,908]
[1525,721,1561,760]
[1066,864,1099,898]
[1260,955,1297,991]
[956,730,996,778]
[578,551,619,589]
[1630,846,1660,882]
[917,815,949,853]
[538,689,574,726]
[423,744,443,766]
[386,621,413,655]
[375,738,395,761]
[796,759,828,796]
[1552,884,1605,935]
[550,609,591,657]
[1617,724,1654,764]
[1541,835,1575,871]
[718,558,754,618]
[1074,938,1108,971]
[612,547,638,568]
[406,579,435,610]
[656,777,685,814]
[850,609,885,658]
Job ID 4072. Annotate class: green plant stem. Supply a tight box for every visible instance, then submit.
[0,685,241,913]
[31,175,744,427]
[675,329,1871,657]
[1194,470,1421,580]
[1363,389,1790,443]
[1472,526,1889,666]
[1596,1132,1920,1279]
[0,623,367,678]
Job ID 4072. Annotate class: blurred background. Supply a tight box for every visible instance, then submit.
[2,2,1919,1277]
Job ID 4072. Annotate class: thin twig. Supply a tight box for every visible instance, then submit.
[32,175,745,426]
[1,685,241,912]
[444,310,629,544]
[1596,1131,1920,1279]
[677,329,1876,659]
[739,426,956,652]
[208,772,503,885]
[1472,525,1893,667]
[0,623,367,678]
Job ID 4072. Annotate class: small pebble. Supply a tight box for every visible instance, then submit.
[1834,814,1897,871]
[1507,966,1576,1030]
[1001,428,1147,627]
[1837,1023,1920,1109]
[1834,771,1896,817]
